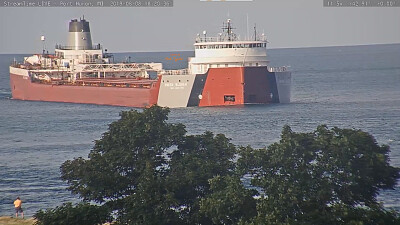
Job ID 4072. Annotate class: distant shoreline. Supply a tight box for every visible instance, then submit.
[0,42,399,55]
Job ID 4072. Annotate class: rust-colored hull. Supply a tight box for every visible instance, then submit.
[10,73,160,107]
[197,67,278,107]
[10,66,290,108]
[198,67,246,107]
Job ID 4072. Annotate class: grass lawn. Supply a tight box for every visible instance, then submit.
[0,217,35,225]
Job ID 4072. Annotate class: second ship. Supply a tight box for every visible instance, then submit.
[10,18,291,108]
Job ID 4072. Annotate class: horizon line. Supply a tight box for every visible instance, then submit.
[1,42,399,55]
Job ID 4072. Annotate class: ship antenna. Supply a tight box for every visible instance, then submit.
[227,19,232,41]
[221,19,236,41]
[246,14,249,41]
[41,34,46,55]
[254,24,257,41]
[263,29,265,41]
[228,20,231,41]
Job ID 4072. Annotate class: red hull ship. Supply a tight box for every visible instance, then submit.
[10,18,291,108]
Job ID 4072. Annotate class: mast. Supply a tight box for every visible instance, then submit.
[254,24,257,41]
[41,35,46,54]
[222,19,236,41]
[246,14,249,40]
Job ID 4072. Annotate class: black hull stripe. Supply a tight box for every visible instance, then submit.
[187,73,208,107]
[267,72,280,103]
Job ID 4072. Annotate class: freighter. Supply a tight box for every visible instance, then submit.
[10,18,291,108]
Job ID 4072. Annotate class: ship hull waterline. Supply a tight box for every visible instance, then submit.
[10,73,161,108]
[10,66,291,108]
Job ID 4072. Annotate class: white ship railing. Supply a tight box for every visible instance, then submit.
[80,63,161,72]
[161,69,189,75]
[195,36,268,43]
[196,37,226,43]
[55,44,102,50]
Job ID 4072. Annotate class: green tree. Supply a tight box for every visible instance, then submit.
[199,175,257,225]
[37,106,399,225]
[166,132,238,224]
[238,125,400,225]
[58,106,250,224]
[116,161,179,224]
[60,106,186,224]
[34,202,110,225]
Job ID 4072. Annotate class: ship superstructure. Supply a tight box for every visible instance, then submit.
[190,19,269,73]
[10,18,163,107]
[157,19,291,107]
[10,18,291,108]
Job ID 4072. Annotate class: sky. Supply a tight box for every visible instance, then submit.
[0,0,399,54]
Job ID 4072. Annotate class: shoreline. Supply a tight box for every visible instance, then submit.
[0,216,35,225]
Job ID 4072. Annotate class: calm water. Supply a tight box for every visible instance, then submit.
[1,45,400,217]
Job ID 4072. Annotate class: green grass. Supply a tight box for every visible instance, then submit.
[0,217,35,225]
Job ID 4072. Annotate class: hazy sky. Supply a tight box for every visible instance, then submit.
[0,0,399,53]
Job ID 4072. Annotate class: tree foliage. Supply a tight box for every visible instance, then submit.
[238,125,400,225]
[166,132,238,224]
[35,106,400,225]
[33,202,110,225]
[199,175,257,225]
[57,106,251,224]
[60,106,186,224]
[61,106,185,203]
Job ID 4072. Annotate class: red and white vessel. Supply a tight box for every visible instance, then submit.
[10,18,291,108]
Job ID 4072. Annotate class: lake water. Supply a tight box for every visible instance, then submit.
[0,44,399,217]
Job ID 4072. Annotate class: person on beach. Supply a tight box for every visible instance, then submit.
[14,197,24,219]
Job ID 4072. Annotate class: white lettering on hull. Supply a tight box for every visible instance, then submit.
[164,82,188,90]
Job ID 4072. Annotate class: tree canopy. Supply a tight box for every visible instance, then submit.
[35,106,400,225]
[237,125,400,225]
[34,203,110,225]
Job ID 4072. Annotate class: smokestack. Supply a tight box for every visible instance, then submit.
[67,18,93,50]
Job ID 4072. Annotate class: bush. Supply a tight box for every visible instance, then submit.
[34,202,110,225]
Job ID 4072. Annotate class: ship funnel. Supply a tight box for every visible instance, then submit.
[67,18,93,50]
